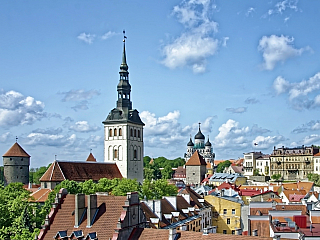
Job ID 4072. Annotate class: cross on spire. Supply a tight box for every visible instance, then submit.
[15,136,18,142]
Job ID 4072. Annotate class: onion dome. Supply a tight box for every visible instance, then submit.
[195,124,205,140]
[187,137,194,146]
[205,137,212,147]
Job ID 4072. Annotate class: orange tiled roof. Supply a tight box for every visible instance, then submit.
[86,153,96,162]
[30,188,52,203]
[275,204,307,215]
[43,194,127,240]
[3,142,30,157]
[39,160,122,182]
[185,151,206,166]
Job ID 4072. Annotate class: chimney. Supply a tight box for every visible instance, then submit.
[221,189,225,197]
[252,229,258,236]
[203,228,208,235]
[87,194,97,228]
[151,200,162,221]
[235,228,242,235]
[75,194,86,228]
[168,228,177,240]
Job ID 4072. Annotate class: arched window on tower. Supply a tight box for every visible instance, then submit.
[134,149,137,159]
[134,129,137,137]
[109,129,112,137]
[119,128,122,136]
[114,128,117,136]
[130,128,133,137]
[114,149,118,159]
[138,130,140,138]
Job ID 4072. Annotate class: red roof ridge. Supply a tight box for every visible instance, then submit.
[86,153,96,162]
[3,142,30,157]
[185,151,206,166]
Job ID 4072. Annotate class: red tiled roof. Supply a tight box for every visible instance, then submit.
[86,153,96,162]
[275,204,307,215]
[289,194,305,202]
[42,194,127,240]
[40,160,122,182]
[185,151,206,166]
[173,166,186,178]
[3,142,30,157]
[30,188,52,203]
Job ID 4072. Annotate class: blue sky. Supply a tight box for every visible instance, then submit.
[1,0,320,168]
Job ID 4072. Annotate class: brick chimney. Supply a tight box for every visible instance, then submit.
[74,194,86,228]
[87,194,97,228]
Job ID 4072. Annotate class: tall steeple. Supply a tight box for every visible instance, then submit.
[116,32,132,111]
[103,32,144,183]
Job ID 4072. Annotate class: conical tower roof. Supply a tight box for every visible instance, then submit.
[185,151,206,166]
[3,142,30,157]
[205,136,212,146]
[195,124,205,140]
[86,153,96,162]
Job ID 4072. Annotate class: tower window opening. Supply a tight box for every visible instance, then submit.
[119,93,121,98]
[130,128,133,137]
[114,128,117,136]
[114,149,118,159]
[119,128,122,136]
[123,94,126,98]
[134,129,137,137]
[109,129,112,137]
[134,149,137,159]
[138,130,140,138]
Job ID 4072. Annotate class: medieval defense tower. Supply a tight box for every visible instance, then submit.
[103,35,144,183]
[3,141,30,186]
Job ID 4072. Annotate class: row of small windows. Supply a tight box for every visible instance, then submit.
[108,128,141,138]
[113,149,138,159]
[109,128,122,137]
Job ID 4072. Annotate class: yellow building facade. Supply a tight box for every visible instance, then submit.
[204,195,242,234]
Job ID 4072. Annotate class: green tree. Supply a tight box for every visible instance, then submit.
[216,160,231,173]
[143,156,152,167]
[143,167,155,181]
[0,183,40,239]
[57,180,82,194]
[79,179,96,195]
[140,179,177,200]
[161,165,173,179]
[271,173,282,181]
[96,178,119,193]
[112,178,140,196]
[253,169,261,176]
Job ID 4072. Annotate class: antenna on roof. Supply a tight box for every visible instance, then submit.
[90,148,92,153]
[55,155,57,161]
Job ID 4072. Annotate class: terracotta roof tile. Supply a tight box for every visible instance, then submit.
[43,194,127,240]
[275,204,307,215]
[3,142,30,157]
[86,153,96,162]
[40,161,122,182]
[185,151,206,166]
[30,188,52,203]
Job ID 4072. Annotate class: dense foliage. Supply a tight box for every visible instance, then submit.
[216,160,231,173]
[29,164,51,184]
[307,173,320,186]
[0,183,40,239]
[271,173,282,181]
[143,156,185,180]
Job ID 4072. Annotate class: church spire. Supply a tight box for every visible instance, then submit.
[116,30,132,111]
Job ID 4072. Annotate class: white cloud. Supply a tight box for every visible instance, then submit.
[101,31,118,40]
[0,132,10,142]
[140,110,214,148]
[0,90,46,127]
[302,134,320,145]
[252,135,285,149]
[222,37,229,47]
[264,0,299,17]
[226,107,247,113]
[59,89,100,102]
[162,0,219,73]
[244,97,259,104]
[273,73,320,109]
[69,121,100,133]
[25,132,75,147]
[258,35,308,70]
[246,7,255,16]
[77,33,96,44]
[292,120,320,134]
[214,119,250,149]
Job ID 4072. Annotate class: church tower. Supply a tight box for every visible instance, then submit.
[103,35,144,183]
[3,141,30,186]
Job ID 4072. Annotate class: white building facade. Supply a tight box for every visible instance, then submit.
[103,39,144,183]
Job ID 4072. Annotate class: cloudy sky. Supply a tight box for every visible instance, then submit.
[1,0,320,168]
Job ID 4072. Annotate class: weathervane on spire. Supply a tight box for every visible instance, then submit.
[198,122,201,129]
[123,30,127,42]
[15,136,18,142]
